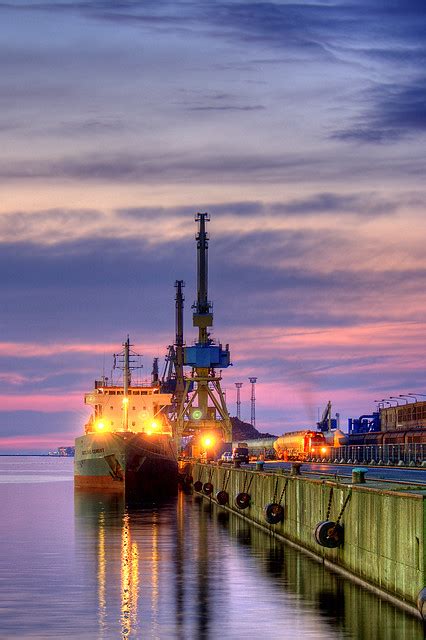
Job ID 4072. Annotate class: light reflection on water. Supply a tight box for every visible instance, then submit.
[0,458,423,639]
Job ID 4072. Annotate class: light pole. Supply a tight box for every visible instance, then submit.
[381,398,399,406]
[407,393,419,402]
[249,377,257,427]
[398,395,413,404]
[235,383,243,420]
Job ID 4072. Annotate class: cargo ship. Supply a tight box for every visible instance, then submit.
[74,337,178,497]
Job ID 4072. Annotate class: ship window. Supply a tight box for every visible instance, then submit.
[132,406,136,411]
[110,406,113,410]
[111,421,114,426]
[132,421,135,426]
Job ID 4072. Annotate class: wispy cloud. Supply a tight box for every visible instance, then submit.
[332,78,426,143]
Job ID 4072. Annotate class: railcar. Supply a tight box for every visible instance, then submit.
[273,430,327,461]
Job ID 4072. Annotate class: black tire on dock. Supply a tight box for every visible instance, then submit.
[235,492,251,509]
[203,482,214,496]
[314,521,344,548]
[216,490,229,505]
[264,502,284,525]
[194,480,203,492]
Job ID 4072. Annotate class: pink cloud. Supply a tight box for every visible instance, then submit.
[0,393,83,411]
[0,341,120,357]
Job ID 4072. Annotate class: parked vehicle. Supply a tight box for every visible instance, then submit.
[232,446,249,464]
[220,452,233,463]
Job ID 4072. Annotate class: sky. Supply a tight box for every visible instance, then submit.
[1,0,426,452]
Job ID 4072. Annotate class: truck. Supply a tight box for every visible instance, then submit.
[232,442,249,464]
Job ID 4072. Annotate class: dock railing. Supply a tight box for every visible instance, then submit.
[312,443,426,466]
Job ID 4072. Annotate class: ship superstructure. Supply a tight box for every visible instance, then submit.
[75,337,178,496]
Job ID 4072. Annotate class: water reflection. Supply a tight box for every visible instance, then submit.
[74,491,423,640]
[98,509,106,636]
[211,501,422,640]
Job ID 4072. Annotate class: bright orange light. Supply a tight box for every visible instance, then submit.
[96,421,105,431]
[150,420,159,430]
[321,447,327,454]
[122,397,129,405]
[202,436,214,448]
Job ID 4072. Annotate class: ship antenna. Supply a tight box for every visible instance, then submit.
[122,336,130,431]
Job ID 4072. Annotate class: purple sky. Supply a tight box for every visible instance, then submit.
[1,1,426,452]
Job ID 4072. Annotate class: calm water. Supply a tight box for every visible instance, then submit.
[0,457,423,639]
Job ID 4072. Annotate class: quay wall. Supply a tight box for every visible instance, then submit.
[191,463,425,612]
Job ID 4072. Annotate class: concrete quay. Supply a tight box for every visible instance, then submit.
[186,462,426,619]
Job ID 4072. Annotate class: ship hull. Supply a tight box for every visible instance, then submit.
[74,432,178,498]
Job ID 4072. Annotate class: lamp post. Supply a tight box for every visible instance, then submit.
[408,394,419,402]
[235,382,243,420]
[374,399,384,409]
[382,398,399,406]
[249,377,257,427]
[398,395,413,404]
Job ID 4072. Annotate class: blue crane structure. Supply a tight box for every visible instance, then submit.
[176,213,232,442]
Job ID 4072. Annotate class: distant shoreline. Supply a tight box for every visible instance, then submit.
[0,454,71,457]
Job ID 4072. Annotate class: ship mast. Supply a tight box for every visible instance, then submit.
[113,336,142,432]
[123,336,130,431]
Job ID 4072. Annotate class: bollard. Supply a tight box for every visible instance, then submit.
[352,467,368,484]
[290,462,302,476]
[255,461,264,471]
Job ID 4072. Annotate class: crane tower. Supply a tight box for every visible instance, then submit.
[161,280,186,424]
[176,213,232,442]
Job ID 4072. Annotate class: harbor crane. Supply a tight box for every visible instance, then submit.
[176,213,232,443]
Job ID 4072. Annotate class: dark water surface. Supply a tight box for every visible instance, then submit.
[0,457,423,639]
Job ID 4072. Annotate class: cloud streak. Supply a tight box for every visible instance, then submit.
[332,78,426,143]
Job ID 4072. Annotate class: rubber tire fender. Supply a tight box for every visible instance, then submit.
[193,480,203,492]
[203,482,214,496]
[216,490,229,505]
[235,492,251,509]
[314,520,344,548]
[264,502,284,525]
